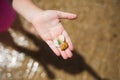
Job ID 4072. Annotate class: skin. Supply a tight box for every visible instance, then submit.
[12,0,77,59]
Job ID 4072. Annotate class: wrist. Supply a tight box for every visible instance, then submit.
[12,0,44,23]
[27,9,44,23]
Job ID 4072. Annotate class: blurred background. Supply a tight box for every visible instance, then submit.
[0,0,120,80]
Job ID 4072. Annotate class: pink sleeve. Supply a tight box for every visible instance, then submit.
[0,0,16,32]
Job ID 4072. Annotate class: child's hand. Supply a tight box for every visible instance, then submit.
[12,0,77,59]
[31,10,77,59]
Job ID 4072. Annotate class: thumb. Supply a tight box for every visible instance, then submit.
[56,11,77,19]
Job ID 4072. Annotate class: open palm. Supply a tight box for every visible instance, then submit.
[32,10,77,59]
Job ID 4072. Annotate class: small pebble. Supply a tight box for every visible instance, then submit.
[58,35,65,42]
[61,41,68,51]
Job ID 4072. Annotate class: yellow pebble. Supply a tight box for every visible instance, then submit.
[61,41,68,51]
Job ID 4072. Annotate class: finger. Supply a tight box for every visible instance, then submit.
[62,30,74,50]
[46,40,60,56]
[58,48,68,59]
[65,48,73,58]
[56,11,77,19]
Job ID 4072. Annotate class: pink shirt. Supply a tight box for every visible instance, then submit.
[0,0,16,32]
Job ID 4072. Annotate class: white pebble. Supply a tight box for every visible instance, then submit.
[58,35,64,42]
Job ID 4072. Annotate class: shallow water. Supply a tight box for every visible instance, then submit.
[0,0,120,80]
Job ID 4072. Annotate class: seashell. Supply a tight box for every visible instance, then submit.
[53,39,60,47]
[58,35,65,42]
[54,35,68,50]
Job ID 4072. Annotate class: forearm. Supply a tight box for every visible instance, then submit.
[12,0,43,22]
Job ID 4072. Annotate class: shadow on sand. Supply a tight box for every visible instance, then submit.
[0,16,109,80]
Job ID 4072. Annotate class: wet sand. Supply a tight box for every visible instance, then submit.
[0,0,120,80]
